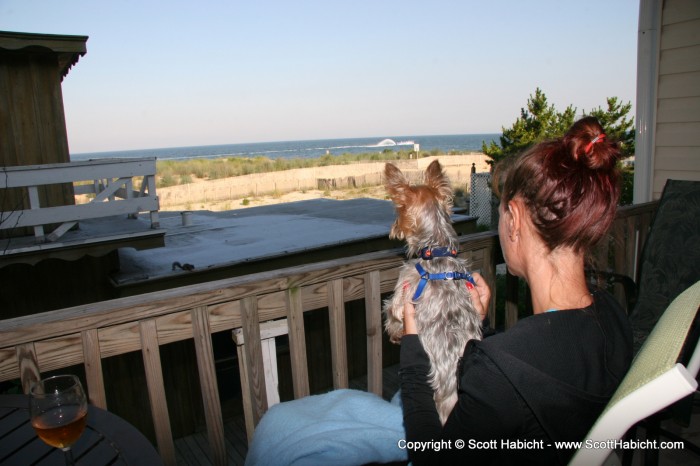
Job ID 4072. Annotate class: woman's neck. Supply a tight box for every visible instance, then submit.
[524,248,592,314]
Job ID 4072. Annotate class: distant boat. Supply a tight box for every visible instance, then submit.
[377,138,397,146]
[376,139,415,147]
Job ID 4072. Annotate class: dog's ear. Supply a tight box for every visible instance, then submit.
[384,163,411,240]
[384,163,410,206]
[425,160,452,203]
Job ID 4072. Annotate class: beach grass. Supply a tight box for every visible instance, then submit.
[155,148,463,188]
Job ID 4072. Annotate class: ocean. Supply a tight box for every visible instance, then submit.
[71,133,500,163]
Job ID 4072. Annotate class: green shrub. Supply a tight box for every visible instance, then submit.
[159,173,177,188]
[155,148,466,183]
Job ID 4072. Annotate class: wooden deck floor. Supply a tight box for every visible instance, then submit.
[175,364,401,465]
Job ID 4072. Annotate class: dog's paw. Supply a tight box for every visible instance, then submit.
[384,318,404,344]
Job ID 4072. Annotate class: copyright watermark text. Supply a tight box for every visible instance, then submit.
[397,438,685,452]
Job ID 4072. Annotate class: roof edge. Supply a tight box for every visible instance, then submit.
[0,30,88,78]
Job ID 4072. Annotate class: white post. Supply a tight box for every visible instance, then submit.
[633,0,662,204]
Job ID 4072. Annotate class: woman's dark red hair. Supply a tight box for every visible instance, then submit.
[494,116,622,254]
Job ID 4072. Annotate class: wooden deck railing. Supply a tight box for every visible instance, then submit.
[0,157,159,242]
[591,200,658,308]
[0,201,657,466]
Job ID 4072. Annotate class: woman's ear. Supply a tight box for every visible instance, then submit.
[506,199,523,241]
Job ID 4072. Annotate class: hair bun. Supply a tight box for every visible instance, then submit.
[564,116,621,170]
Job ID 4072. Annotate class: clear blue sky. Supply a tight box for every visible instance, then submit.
[1,0,639,154]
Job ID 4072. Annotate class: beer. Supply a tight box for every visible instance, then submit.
[31,405,87,449]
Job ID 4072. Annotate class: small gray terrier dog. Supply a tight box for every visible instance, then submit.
[383,160,482,424]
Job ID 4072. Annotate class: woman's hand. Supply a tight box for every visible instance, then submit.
[468,272,491,321]
[402,273,492,335]
[403,299,418,335]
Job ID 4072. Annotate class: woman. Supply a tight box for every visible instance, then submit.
[400,117,633,465]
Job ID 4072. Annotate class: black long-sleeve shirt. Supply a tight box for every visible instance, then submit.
[399,290,633,465]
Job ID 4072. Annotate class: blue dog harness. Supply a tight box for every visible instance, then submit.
[412,247,476,301]
[419,246,458,260]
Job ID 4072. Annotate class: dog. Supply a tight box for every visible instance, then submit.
[383,160,482,424]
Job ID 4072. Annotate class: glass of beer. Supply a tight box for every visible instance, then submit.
[29,375,88,465]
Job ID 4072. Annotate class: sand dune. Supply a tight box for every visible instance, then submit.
[156,154,490,212]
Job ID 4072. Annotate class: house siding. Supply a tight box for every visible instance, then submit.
[653,0,700,198]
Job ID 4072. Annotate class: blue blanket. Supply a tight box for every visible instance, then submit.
[245,389,408,466]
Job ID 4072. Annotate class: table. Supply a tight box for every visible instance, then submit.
[0,394,163,465]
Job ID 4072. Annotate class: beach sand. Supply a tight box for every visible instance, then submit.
[164,185,391,212]
[105,154,490,212]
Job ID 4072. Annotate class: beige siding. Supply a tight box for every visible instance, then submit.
[655,146,700,170]
[659,45,700,74]
[653,0,700,199]
[657,71,700,99]
[655,122,700,146]
[661,0,700,24]
[657,96,700,122]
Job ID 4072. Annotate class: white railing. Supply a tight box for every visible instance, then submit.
[0,158,159,242]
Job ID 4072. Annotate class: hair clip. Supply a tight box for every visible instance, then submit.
[584,133,606,154]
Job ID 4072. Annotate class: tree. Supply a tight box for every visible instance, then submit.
[481,88,576,166]
[585,97,635,158]
[482,89,635,164]
[481,89,635,204]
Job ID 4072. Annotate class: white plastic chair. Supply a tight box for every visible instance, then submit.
[569,280,700,466]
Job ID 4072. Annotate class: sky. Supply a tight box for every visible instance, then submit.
[1,0,640,154]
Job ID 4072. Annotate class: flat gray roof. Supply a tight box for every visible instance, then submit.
[113,198,475,286]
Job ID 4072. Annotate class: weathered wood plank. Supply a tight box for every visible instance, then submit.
[233,316,286,413]
[286,287,310,399]
[0,253,394,346]
[208,301,242,334]
[139,319,176,465]
[81,329,107,409]
[235,343,254,443]
[239,297,267,426]
[35,334,83,373]
[95,320,141,359]
[327,278,349,389]
[191,306,227,466]
[365,270,382,397]
[232,319,289,345]
[16,343,39,394]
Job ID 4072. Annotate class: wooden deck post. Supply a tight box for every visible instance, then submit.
[139,319,176,465]
[239,296,268,427]
[364,271,382,396]
[192,306,227,466]
[81,329,107,408]
[286,287,310,399]
[16,343,40,394]
[328,278,349,389]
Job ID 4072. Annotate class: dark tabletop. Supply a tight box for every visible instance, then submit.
[0,394,163,465]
